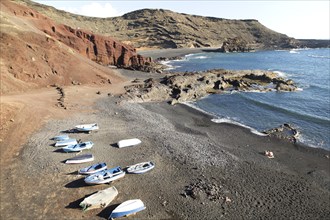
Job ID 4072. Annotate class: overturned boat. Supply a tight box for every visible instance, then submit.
[55,138,77,147]
[109,199,146,219]
[75,123,99,132]
[126,161,155,174]
[117,138,141,148]
[80,186,118,211]
[65,154,94,164]
[62,141,94,152]
[79,162,107,175]
[84,166,125,185]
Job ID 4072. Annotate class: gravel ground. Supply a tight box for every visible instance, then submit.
[1,95,329,219]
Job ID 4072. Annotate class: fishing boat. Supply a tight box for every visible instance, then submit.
[62,141,94,152]
[55,138,77,147]
[126,161,155,174]
[65,154,94,164]
[52,134,69,141]
[80,186,118,211]
[75,123,99,132]
[117,138,141,148]
[79,162,107,175]
[109,199,146,219]
[84,166,125,185]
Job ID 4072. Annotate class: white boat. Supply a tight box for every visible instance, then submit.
[52,134,69,141]
[109,199,146,219]
[84,166,125,185]
[55,138,77,147]
[65,154,94,164]
[62,141,94,152]
[80,186,118,211]
[75,123,99,132]
[117,138,141,148]
[126,161,155,174]
[79,162,107,175]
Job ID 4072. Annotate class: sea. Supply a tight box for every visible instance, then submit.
[165,48,330,150]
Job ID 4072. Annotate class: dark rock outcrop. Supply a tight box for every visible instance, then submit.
[218,37,254,53]
[123,69,298,104]
[263,124,299,143]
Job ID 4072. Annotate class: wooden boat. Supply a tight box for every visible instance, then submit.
[75,123,99,132]
[65,154,94,164]
[80,186,118,211]
[84,166,125,185]
[52,134,69,141]
[109,199,146,219]
[126,161,155,174]
[79,162,107,175]
[117,138,141,148]
[55,138,77,147]
[62,141,94,152]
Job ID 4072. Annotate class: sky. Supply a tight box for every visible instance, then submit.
[33,1,330,39]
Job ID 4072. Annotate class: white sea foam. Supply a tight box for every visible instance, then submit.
[159,61,179,70]
[289,50,299,54]
[211,118,268,136]
[194,56,208,59]
[273,70,287,78]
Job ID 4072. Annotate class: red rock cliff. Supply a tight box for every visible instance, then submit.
[43,25,152,68]
[3,0,151,69]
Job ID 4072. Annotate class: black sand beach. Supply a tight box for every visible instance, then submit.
[1,48,329,220]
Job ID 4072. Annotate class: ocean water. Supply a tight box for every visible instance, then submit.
[167,48,330,150]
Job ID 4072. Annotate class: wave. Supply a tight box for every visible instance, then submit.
[210,118,268,136]
[307,54,330,59]
[159,61,180,70]
[272,70,288,78]
[289,50,299,54]
[297,134,329,150]
[194,56,208,59]
[240,94,330,124]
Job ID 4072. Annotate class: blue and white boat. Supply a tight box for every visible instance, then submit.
[62,141,94,152]
[84,166,125,185]
[75,123,99,132]
[52,134,69,141]
[109,199,146,219]
[79,162,107,175]
[55,138,77,147]
[126,161,155,174]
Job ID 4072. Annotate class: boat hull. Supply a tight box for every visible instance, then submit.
[55,139,77,147]
[80,186,118,211]
[117,138,141,148]
[65,154,94,164]
[109,199,146,219]
[84,167,125,185]
[127,161,155,174]
[79,163,107,175]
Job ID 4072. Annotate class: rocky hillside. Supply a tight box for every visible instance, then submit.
[0,0,151,94]
[22,0,298,50]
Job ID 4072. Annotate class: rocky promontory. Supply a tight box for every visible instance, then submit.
[124,69,298,104]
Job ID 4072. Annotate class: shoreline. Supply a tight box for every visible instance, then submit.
[139,47,330,151]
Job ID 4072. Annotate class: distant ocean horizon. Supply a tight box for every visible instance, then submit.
[166,48,330,150]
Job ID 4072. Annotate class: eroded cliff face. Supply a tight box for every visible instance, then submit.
[43,25,152,68]
[24,2,299,50]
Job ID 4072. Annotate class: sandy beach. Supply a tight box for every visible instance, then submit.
[1,48,329,220]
